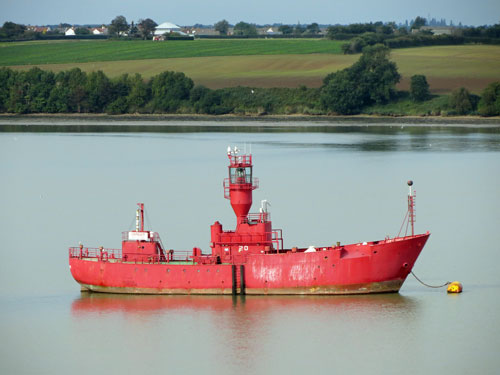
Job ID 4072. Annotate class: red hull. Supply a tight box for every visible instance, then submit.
[69,233,429,295]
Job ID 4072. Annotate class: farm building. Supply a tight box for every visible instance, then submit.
[65,28,75,36]
[265,27,280,35]
[415,26,454,35]
[154,22,187,36]
[27,26,51,33]
[91,27,108,35]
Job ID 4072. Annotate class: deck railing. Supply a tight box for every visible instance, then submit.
[69,247,193,263]
[241,212,271,224]
[69,247,121,259]
[228,154,252,166]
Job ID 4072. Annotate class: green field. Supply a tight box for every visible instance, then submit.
[2,40,500,94]
[0,39,343,65]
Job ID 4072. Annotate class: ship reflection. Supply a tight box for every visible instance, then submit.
[71,292,419,372]
[71,292,418,317]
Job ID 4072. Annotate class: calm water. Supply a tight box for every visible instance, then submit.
[1,123,499,374]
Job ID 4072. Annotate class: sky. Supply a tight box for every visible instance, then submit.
[1,0,499,27]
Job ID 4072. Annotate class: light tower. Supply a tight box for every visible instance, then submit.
[224,146,259,223]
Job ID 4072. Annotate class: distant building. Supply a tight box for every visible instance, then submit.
[415,26,454,35]
[256,27,282,36]
[154,22,186,36]
[91,27,108,35]
[27,26,51,33]
[65,28,75,36]
[182,27,219,36]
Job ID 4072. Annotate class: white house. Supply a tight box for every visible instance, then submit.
[154,22,186,36]
[92,27,108,35]
[65,28,75,36]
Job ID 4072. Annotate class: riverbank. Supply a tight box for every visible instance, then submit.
[0,114,500,132]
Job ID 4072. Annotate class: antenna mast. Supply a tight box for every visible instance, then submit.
[407,181,416,236]
[136,203,145,232]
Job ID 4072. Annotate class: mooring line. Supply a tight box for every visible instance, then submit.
[411,271,451,288]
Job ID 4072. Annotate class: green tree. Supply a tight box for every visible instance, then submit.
[0,21,26,39]
[233,22,258,36]
[411,16,427,30]
[0,68,15,111]
[478,82,500,116]
[278,25,293,35]
[215,19,229,35]
[321,44,400,114]
[449,87,477,114]
[410,75,430,101]
[61,68,88,112]
[5,68,55,113]
[129,21,140,38]
[305,23,320,35]
[294,24,306,35]
[138,18,157,39]
[75,27,90,35]
[190,85,210,104]
[106,97,129,114]
[86,71,113,112]
[355,44,400,104]
[320,70,365,114]
[109,15,129,36]
[127,73,150,112]
[342,37,367,54]
[150,71,194,112]
[46,83,70,113]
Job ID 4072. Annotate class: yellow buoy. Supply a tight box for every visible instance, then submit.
[447,281,463,293]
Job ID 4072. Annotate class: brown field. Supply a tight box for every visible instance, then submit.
[7,45,500,94]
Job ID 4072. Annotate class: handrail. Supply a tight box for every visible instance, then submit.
[69,247,121,259]
[241,212,271,223]
[69,247,193,263]
[228,154,252,166]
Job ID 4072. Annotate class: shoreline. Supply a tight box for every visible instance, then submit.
[1,113,499,129]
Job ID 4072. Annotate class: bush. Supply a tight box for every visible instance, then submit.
[478,82,500,116]
[410,75,430,102]
[448,87,479,115]
[150,71,194,113]
[320,70,364,114]
[106,97,128,114]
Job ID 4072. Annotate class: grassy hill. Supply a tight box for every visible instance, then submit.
[0,39,343,65]
[2,40,499,94]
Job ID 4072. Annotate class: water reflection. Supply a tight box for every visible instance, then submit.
[3,122,497,152]
[70,292,420,373]
[258,134,500,152]
[71,292,418,317]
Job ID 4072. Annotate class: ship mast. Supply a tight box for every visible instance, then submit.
[136,203,145,232]
[407,181,415,236]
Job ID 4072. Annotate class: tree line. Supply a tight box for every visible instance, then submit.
[325,20,500,53]
[1,46,498,116]
[3,17,500,43]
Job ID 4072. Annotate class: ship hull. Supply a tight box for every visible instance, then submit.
[77,279,403,295]
[70,233,429,295]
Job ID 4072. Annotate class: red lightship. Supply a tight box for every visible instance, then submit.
[69,147,429,295]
